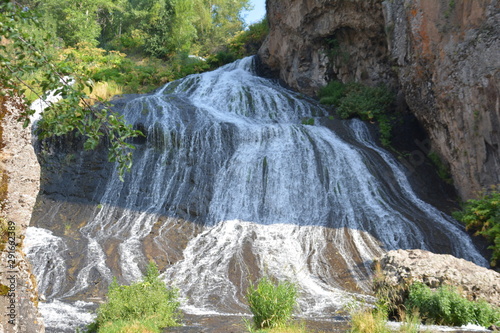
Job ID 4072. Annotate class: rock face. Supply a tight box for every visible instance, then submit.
[375,249,500,307]
[259,0,396,96]
[0,95,45,333]
[383,0,500,200]
[260,0,500,199]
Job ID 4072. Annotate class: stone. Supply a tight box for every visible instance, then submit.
[374,249,500,307]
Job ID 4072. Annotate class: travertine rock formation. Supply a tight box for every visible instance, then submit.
[259,0,500,199]
[375,249,500,307]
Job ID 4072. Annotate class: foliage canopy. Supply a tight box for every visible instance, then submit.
[0,1,142,179]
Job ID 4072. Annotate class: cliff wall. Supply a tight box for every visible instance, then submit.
[259,0,500,199]
[0,95,44,332]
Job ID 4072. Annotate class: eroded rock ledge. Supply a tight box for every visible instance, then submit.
[374,249,500,307]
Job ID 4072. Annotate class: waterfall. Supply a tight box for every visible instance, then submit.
[25,56,487,331]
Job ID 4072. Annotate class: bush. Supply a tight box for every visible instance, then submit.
[318,81,394,146]
[453,187,500,267]
[88,262,181,332]
[246,276,297,329]
[405,282,500,327]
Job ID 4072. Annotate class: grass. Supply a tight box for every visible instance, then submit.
[87,262,181,332]
[87,81,123,103]
[245,322,309,333]
[246,276,298,330]
[348,304,424,333]
[92,319,161,333]
[349,306,390,333]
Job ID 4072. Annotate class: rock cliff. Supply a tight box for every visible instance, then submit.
[259,0,500,200]
[0,95,45,333]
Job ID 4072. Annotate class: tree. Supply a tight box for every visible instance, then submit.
[0,1,142,180]
[193,0,250,55]
[22,0,119,47]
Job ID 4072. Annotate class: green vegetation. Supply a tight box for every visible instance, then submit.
[229,18,269,57]
[427,151,453,184]
[406,282,500,327]
[348,305,391,333]
[0,2,142,179]
[1,1,267,179]
[208,17,269,67]
[453,187,500,267]
[245,322,311,333]
[349,281,500,332]
[246,276,298,330]
[19,0,250,58]
[301,118,315,126]
[87,262,181,333]
[354,263,500,332]
[318,81,395,146]
[348,303,420,333]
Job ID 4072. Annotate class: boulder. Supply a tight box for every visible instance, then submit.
[374,249,500,307]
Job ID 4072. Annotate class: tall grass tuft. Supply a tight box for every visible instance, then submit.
[348,305,390,333]
[246,276,297,330]
[88,262,181,332]
[89,81,123,102]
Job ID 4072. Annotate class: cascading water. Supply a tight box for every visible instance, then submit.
[25,57,487,331]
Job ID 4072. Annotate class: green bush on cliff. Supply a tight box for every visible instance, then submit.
[453,187,500,267]
[318,81,395,146]
[246,276,298,330]
[87,262,181,333]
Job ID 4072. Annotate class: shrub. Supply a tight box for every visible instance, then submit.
[318,81,347,106]
[453,187,500,267]
[246,276,297,329]
[318,81,395,146]
[88,262,181,332]
[405,282,500,327]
